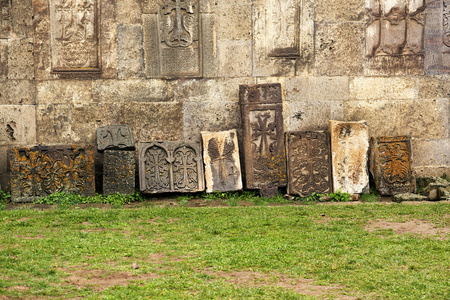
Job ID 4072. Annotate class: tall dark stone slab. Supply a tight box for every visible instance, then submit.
[239,83,287,195]
[103,150,135,196]
[97,125,135,151]
[286,131,332,197]
[9,145,95,203]
[370,136,416,195]
[139,141,205,193]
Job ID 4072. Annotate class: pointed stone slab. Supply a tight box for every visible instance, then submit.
[239,83,287,191]
[329,120,369,194]
[9,145,95,203]
[97,125,135,151]
[139,141,205,194]
[201,129,242,193]
[370,136,416,196]
[286,131,332,197]
[103,150,136,196]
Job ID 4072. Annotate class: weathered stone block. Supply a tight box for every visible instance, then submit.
[116,0,141,25]
[349,77,419,101]
[412,139,450,170]
[97,125,135,151]
[217,40,252,77]
[0,146,9,191]
[289,100,344,132]
[139,141,205,193]
[0,80,35,105]
[286,131,333,197]
[117,25,144,79]
[0,105,36,146]
[10,145,95,203]
[201,130,242,193]
[8,38,34,80]
[216,3,251,40]
[0,40,7,79]
[37,104,71,144]
[329,120,369,194]
[10,0,33,38]
[315,0,365,22]
[240,83,287,190]
[0,0,11,39]
[285,76,349,102]
[37,80,93,105]
[103,150,135,196]
[370,136,416,196]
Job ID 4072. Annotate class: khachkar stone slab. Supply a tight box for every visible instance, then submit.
[201,130,242,193]
[286,131,332,197]
[0,0,11,38]
[97,125,135,151]
[365,0,425,75]
[139,141,205,193]
[103,150,135,196]
[10,145,95,203]
[370,136,416,195]
[329,120,369,194]
[239,83,287,196]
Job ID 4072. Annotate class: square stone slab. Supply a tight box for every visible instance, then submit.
[239,83,287,191]
[201,129,242,193]
[370,136,416,196]
[103,150,136,196]
[10,145,95,203]
[329,120,369,194]
[97,125,135,151]
[286,131,333,197]
[139,141,205,193]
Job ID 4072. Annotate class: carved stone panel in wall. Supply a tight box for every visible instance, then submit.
[201,130,242,193]
[0,0,11,38]
[103,150,135,196]
[49,0,100,72]
[9,145,95,203]
[97,125,135,151]
[240,83,287,192]
[286,131,332,197]
[139,141,205,193]
[329,120,369,194]
[370,136,416,195]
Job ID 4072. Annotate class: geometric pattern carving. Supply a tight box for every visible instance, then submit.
[0,0,11,39]
[286,131,332,197]
[366,0,425,57]
[240,83,287,191]
[49,0,100,72]
[103,150,135,196]
[201,130,242,193]
[97,125,135,151]
[138,141,204,193]
[9,145,95,203]
[370,136,416,195]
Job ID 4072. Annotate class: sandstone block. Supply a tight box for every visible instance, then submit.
[201,130,242,193]
[116,0,141,25]
[329,120,369,194]
[285,76,349,102]
[139,141,205,193]
[349,77,418,101]
[215,3,251,40]
[37,104,71,144]
[315,0,365,22]
[37,80,93,105]
[0,80,35,105]
[117,25,144,79]
[412,139,450,169]
[97,125,135,151]
[217,40,252,77]
[0,0,11,39]
[289,100,344,132]
[10,145,95,203]
[0,40,7,79]
[103,150,136,196]
[10,0,33,38]
[8,38,34,80]
[0,105,36,146]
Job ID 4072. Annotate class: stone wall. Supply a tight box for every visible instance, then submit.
[0,0,449,191]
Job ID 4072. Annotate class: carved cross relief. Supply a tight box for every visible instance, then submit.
[160,0,197,47]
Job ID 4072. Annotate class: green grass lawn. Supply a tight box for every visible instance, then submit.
[1,202,449,299]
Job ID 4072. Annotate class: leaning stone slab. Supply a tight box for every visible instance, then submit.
[10,145,95,203]
[139,141,205,194]
[393,193,428,203]
[103,150,135,196]
[239,83,287,196]
[97,125,135,151]
[201,130,242,193]
[286,131,333,197]
[329,120,369,194]
[370,136,416,196]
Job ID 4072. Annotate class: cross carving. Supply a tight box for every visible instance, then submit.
[160,0,196,47]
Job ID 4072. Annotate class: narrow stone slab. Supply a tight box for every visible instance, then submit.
[97,125,135,151]
[329,120,369,194]
[286,131,332,197]
[370,136,416,196]
[10,145,95,203]
[103,150,135,196]
[239,83,287,191]
[201,129,242,193]
[139,141,205,193]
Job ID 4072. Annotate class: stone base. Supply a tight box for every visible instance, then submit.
[259,186,279,198]
[103,150,135,196]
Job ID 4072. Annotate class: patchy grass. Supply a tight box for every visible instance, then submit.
[1,203,450,299]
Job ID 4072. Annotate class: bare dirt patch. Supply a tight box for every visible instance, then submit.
[201,270,357,299]
[17,234,44,240]
[366,220,450,239]
[5,285,30,292]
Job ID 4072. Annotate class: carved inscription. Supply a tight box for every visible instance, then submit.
[240,84,287,190]
[0,0,11,38]
[50,0,100,71]
[139,141,204,193]
[97,125,135,151]
[286,131,332,197]
[370,136,416,195]
[444,0,450,47]
[103,150,135,196]
[366,0,425,57]
[9,145,95,203]
[201,130,242,193]
[267,0,300,57]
